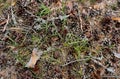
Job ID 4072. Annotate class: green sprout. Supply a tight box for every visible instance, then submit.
[37,4,51,16]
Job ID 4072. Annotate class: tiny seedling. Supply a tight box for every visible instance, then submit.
[37,4,51,16]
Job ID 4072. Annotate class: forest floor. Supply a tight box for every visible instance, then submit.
[0,0,120,79]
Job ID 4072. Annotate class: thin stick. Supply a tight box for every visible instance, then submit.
[102,75,120,78]
[3,14,9,32]
[11,6,17,25]
[61,59,87,67]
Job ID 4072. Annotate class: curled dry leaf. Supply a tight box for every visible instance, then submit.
[25,48,43,68]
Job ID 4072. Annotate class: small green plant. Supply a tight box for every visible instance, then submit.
[110,4,117,10]
[37,4,51,16]
[14,49,30,66]
[73,39,89,58]
[32,34,41,45]
[7,35,18,47]
[0,0,11,14]
[64,33,89,58]
[90,0,96,4]
[78,0,86,3]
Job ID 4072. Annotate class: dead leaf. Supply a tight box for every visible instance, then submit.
[91,71,101,79]
[106,67,115,73]
[25,48,43,68]
[113,52,120,58]
[66,1,73,13]
[11,1,16,6]
[111,17,120,22]
[51,36,59,41]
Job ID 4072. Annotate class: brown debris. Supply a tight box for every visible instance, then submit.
[0,0,120,79]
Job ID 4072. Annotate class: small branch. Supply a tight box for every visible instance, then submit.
[0,19,7,26]
[11,6,17,25]
[91,58,115,73]
[61,58,88,67]
[78,6,83,32]
[79,16,83,32]
[3,14,9,32]
[102,75,120,78]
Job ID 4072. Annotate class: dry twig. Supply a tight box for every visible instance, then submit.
[3,14,9,32]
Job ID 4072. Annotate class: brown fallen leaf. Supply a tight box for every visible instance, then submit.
[25,48,43,68]
[51,36,59,42]
[111,17,120,22]
[91,71,101,79]
[11,0,16,6]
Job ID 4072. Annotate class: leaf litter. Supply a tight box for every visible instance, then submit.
[25,48,43,68]
[0,0,120,79]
